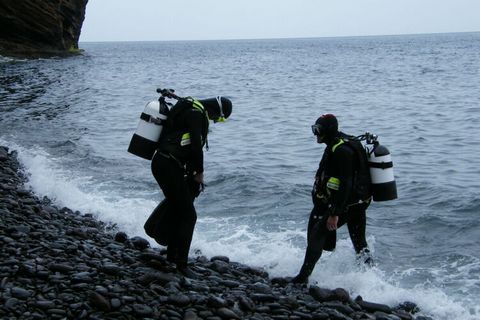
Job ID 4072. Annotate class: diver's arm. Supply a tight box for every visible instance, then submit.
[185,109,205,175]
[330,146,355,217]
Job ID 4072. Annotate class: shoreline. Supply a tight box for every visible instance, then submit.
[0,145,427,320]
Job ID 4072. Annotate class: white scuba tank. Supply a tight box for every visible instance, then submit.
[365,143,398,201]
[128,100,168,160]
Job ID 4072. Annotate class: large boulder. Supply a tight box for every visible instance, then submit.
[0,0,88,57]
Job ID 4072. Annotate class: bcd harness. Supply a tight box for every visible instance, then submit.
[156,98,210,168]
[178,98,209,149]
[315,138,372,207]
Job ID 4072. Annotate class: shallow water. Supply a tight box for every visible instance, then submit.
[1,32,480,319]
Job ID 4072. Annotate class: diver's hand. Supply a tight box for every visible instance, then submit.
[193,172,204,184]
[326,215,338,231]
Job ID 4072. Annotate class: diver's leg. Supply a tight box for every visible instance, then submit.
[346,205,368,253]
[293,209,328,283]
[151,155,197,274]
[346,204,373,265]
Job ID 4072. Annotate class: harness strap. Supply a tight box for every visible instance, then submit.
[332,139,345,153]
[140,112,165,125]
[369,161,393,169]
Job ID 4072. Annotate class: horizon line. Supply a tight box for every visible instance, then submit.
[79,30,480,44]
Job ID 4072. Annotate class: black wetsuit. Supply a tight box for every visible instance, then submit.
[295,133,371,282]
[149,98,208,268]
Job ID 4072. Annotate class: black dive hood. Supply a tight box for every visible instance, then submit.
[199,97,232,121]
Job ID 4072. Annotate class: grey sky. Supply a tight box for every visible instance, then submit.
[80,0,480,42]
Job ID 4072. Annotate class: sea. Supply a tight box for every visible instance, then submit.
[1,32,479,319]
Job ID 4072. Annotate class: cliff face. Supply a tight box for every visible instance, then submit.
[0,0,88,57]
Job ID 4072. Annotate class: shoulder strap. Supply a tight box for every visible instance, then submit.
[331,139,345,153]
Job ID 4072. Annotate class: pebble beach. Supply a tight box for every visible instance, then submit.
[0,145,430,320]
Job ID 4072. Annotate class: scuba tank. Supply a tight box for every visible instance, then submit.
[127,89,175,160]
[363,133,398,201]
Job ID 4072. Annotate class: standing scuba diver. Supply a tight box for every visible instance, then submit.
[148,91,232,278]
[292,114,373,284]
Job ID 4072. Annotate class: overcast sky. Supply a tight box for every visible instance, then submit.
[80,0,480,42]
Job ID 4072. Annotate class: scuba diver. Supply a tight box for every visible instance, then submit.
[148,91,232,278]
[292,114,373,284]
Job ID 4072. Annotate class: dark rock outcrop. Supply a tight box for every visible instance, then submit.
[0,0,88,57]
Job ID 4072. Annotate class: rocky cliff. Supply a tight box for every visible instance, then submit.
[0,0,88,57]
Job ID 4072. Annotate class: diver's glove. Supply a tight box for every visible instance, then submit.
[188,176,205,198]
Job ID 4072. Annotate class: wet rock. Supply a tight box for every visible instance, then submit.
[99,263,122,276]
[0,277,8,289]
[130,236,150,250]
[71,273,94,284]
[11,287,33,299]
[279,296,299,309]
[395,301,420,314]
[190,282,210,293]
[374,311,402,320]
[89,291,111,311]
[208,296,228,308]
[46,309,67,316]
[139,251,167,262]
[240,265,269,278]
[216,307,240,319]
[323,301,355,316]
[199,310,214,318]
[114,232,128,243]
[250,282,272,294]
[211,260,230,274]
[220,279,240,288]
[270,277,291,286]
[133,304,154,317]
[309,286,333,302]
[324,308,352,320]
[7,225,31,234]
[356,300,392,314]
[292,310,313,319]
[393,309,413,320]
[166,309,183,318]
[168,294,191,306]
[150,283,169,296]
[69,302,83,310]
[355,296,392,314]
[238,296,255,311]
[122,254,136,264]
[211,255,230,263]
[65,228,90,239]
[4,297,19,309]
[48,263,74,274]
[0,147,8,161]
[331,288,350,303]
[184,310,199,320]
[34,300,56,309]
[137,272,178,286]
[250,293,277,302]
[308,313,327,320]
[110,298,122,309]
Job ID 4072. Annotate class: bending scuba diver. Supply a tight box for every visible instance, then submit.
[145,90,232,278]
[292,114,373,284]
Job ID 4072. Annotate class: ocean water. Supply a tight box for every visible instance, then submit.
[1,33,479,319]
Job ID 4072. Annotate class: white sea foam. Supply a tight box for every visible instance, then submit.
[1,139,477,320]
[1,139,155,239]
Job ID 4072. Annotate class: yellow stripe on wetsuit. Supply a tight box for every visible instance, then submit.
[180,100,205,146]
[327,177,340,190]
